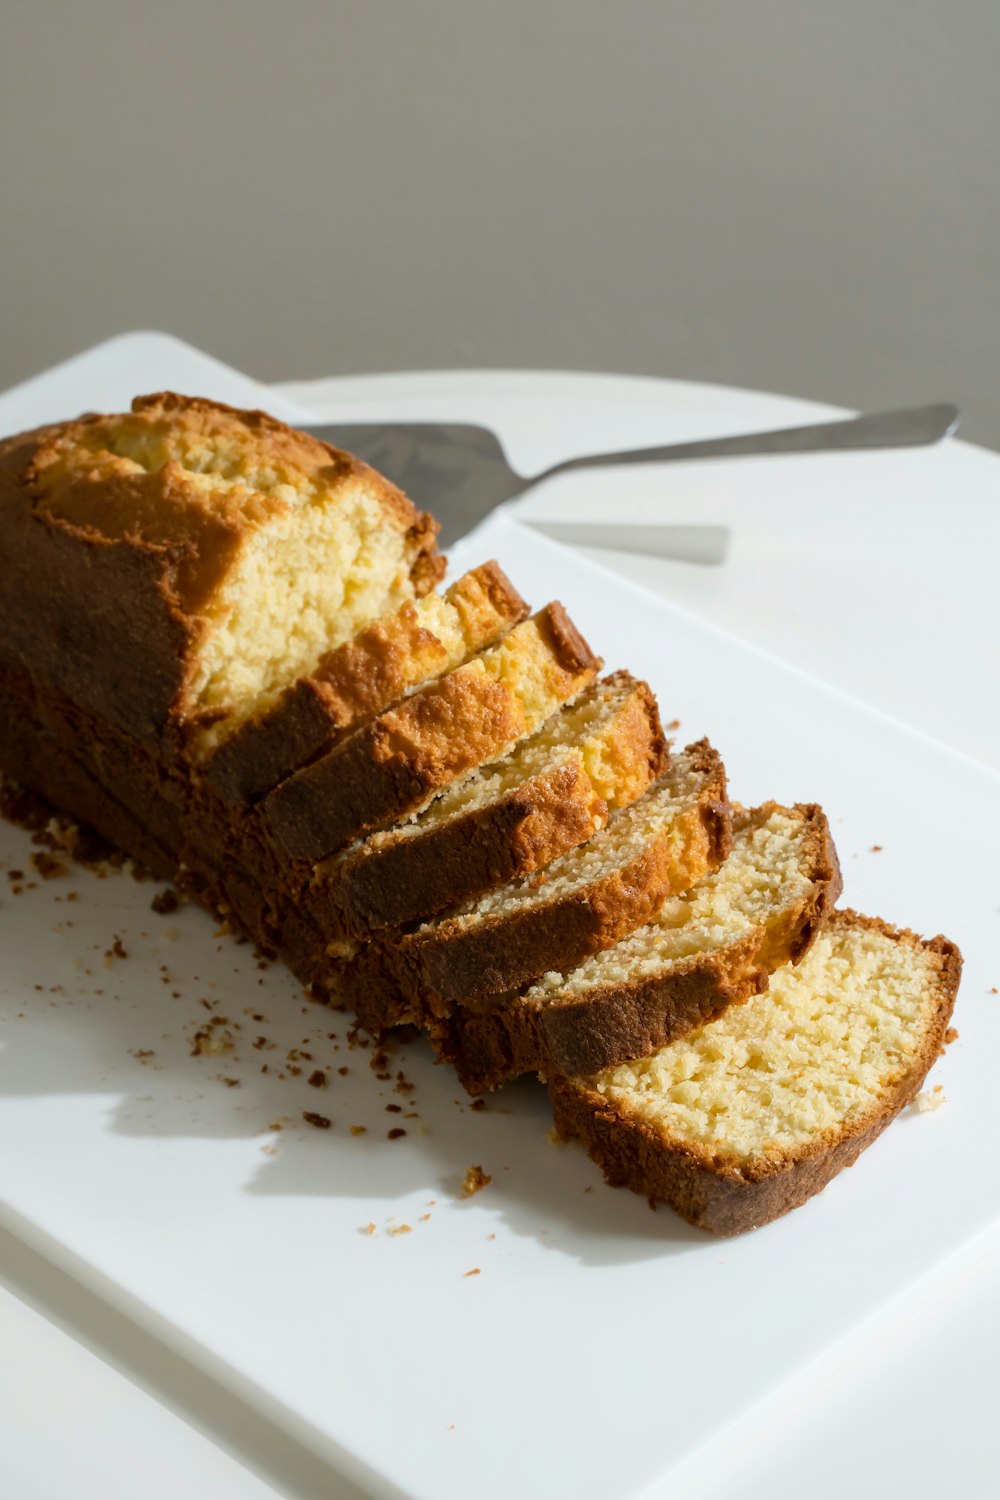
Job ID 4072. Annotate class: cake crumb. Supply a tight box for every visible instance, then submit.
[944,1027,959,1045]
[464,1268,481,1277]
[190,1025,233,1056]
[419,1213,431,1222]
[364,1222,377,1235]
[338,1065,350,1075]
[546,1127,568,1147]
[350,1125,367,1136]
[387,1127,407,1140]
[307,1069,327,1089]
[870,844,883,853]
[461,1165,492,1198]
[664,718,681,731]
[303,1111,331,1129]
[218,1075,241,1088]
[151,887,180,915]
[387,1224,412,1236]
[915,1086,947,1113]
[261,1143,280,1156]
[469,1098,487,1112]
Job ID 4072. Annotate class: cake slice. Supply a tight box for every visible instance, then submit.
[549,910,961,1235]
[261,602,601,861]
[392,742,731,1021]
[0,394,442,748]
[202,561,528,804]
[312,670,668,936]
[435,801,840,1092]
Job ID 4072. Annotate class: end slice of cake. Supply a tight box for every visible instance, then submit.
[549,910,961,1235]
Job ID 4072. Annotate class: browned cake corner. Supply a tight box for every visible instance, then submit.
[0,394,442,749]
[389,741,731,1027]
[548,912,961,1235]
[434,800,840,1092]
[201,561,529,806]
[260,602,602,862]
[310,670,669,937]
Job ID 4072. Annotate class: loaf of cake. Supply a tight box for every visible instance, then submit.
[0,390,961,1239]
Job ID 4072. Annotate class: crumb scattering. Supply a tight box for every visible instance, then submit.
[387,1224,412,1236]
[303,1111,331,1129]
[461,1165,492,1198]
[915,1085,947,1113]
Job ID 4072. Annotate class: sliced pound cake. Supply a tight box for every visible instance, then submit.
[436,802,841,1091]
[393,742,731,1021]
[202,561,528,803]
[312,670,668,935]
[550,911,961,1235]
[262,603,601,860]
[0,394,442,748]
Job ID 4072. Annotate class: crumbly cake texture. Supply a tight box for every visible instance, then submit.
[310,670,669,936]
[202,561,528,804]
[549,911,961,1235]
[393,741,732,1021]
[261,602,602,861]
[434,801,840,1092]
[0,393,442,747]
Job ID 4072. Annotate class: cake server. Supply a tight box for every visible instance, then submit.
[303,401,959,554]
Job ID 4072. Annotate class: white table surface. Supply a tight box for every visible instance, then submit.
[2,365,998,1500]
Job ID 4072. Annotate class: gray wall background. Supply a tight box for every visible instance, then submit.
[2,1,998,447]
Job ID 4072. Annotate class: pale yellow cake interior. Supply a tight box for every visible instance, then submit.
[466,611,595,730]
[587,921,940,1162]
[356,674,649,853]
[528,806,811,998]
[45,411,421,726]
[435,746,711,926]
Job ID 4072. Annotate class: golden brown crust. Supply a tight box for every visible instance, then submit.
[435,801,839,1092]
[393,741,731,1025]
[0,395,442,746]
[548,911,962,1235]
[261,603,602,861]
[203,562,528,806]
[312,672,668,936]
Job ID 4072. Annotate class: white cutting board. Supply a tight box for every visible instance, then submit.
[1,334,998,1500]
